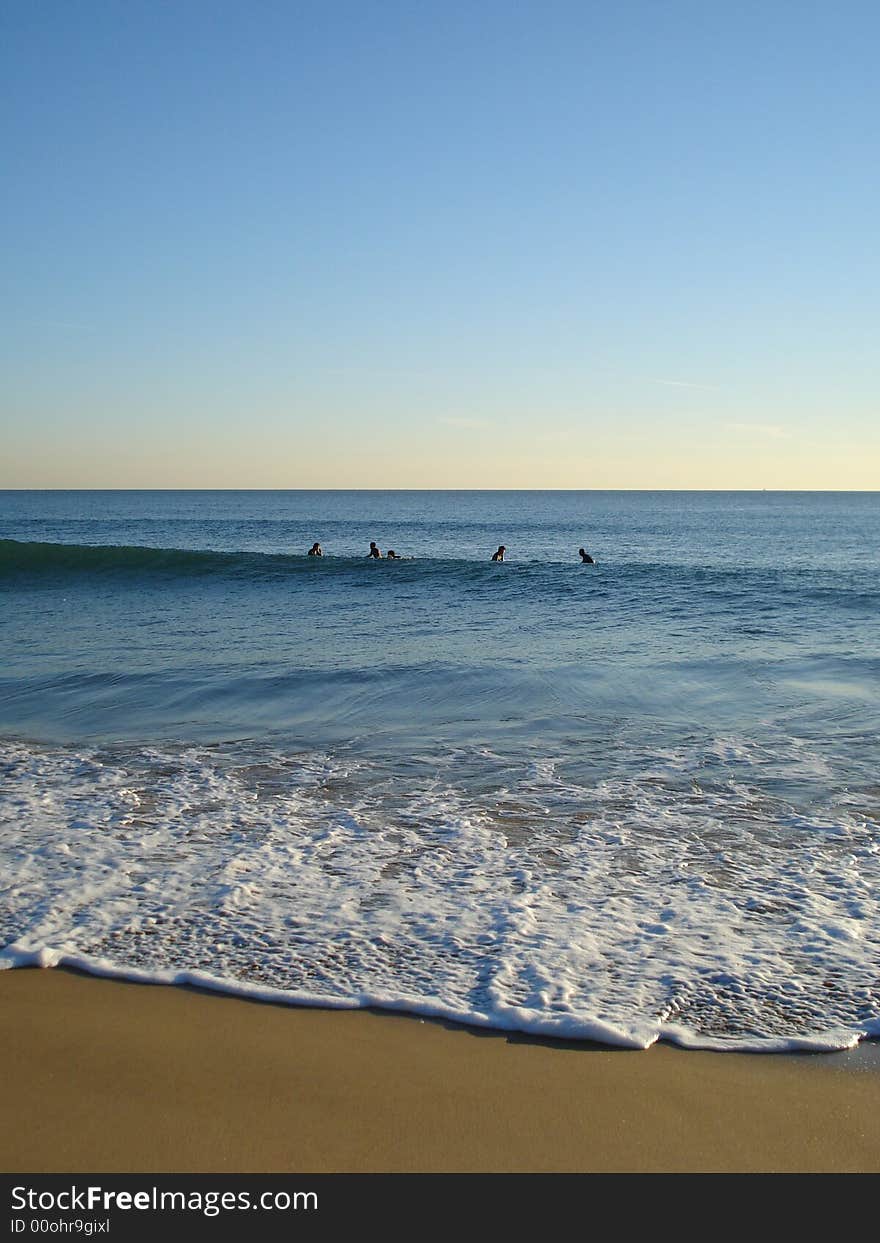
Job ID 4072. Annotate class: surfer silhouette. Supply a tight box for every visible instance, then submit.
[368,542,383,559]
[491,545,506,562]
[308,542,323,557]
[578,547,595,564]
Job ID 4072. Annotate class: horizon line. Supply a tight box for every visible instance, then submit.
[1,486,878,495]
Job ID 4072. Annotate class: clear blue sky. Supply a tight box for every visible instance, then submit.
[3,0,878,487]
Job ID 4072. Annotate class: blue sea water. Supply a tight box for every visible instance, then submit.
[1,490,879,1050]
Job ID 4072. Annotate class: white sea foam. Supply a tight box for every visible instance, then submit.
[1,736,879,1051]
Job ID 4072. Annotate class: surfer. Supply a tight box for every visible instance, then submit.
[386,550,400,559]
[308,542,323,557]
[491,545,506,562]
[368,542,383,559]
[578,547,595,564]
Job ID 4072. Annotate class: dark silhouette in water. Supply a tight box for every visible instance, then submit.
[579,547,595,564]
[308,542,323,557]
[491,545,506,562]
[368,542,383,559]
[386,550,400,559]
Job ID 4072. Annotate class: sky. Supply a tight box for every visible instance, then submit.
[2,0,878,489]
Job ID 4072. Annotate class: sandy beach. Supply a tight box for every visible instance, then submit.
[2,967,878,1173]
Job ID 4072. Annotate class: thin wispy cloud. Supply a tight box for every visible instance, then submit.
[20,319,95,332]
[534,428,578,444]
[648,378,720,391]
[438,417,490,429]
[724,422,791,439]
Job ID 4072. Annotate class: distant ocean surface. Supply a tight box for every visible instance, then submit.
[2,489,879,1051]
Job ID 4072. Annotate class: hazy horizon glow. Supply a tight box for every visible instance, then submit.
[3,1,878,489]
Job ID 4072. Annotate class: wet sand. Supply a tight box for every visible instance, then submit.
[2,967,878,1172]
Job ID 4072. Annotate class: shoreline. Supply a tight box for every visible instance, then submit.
[2,967,879,1173]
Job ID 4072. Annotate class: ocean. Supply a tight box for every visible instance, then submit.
[1,489,878,1051]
